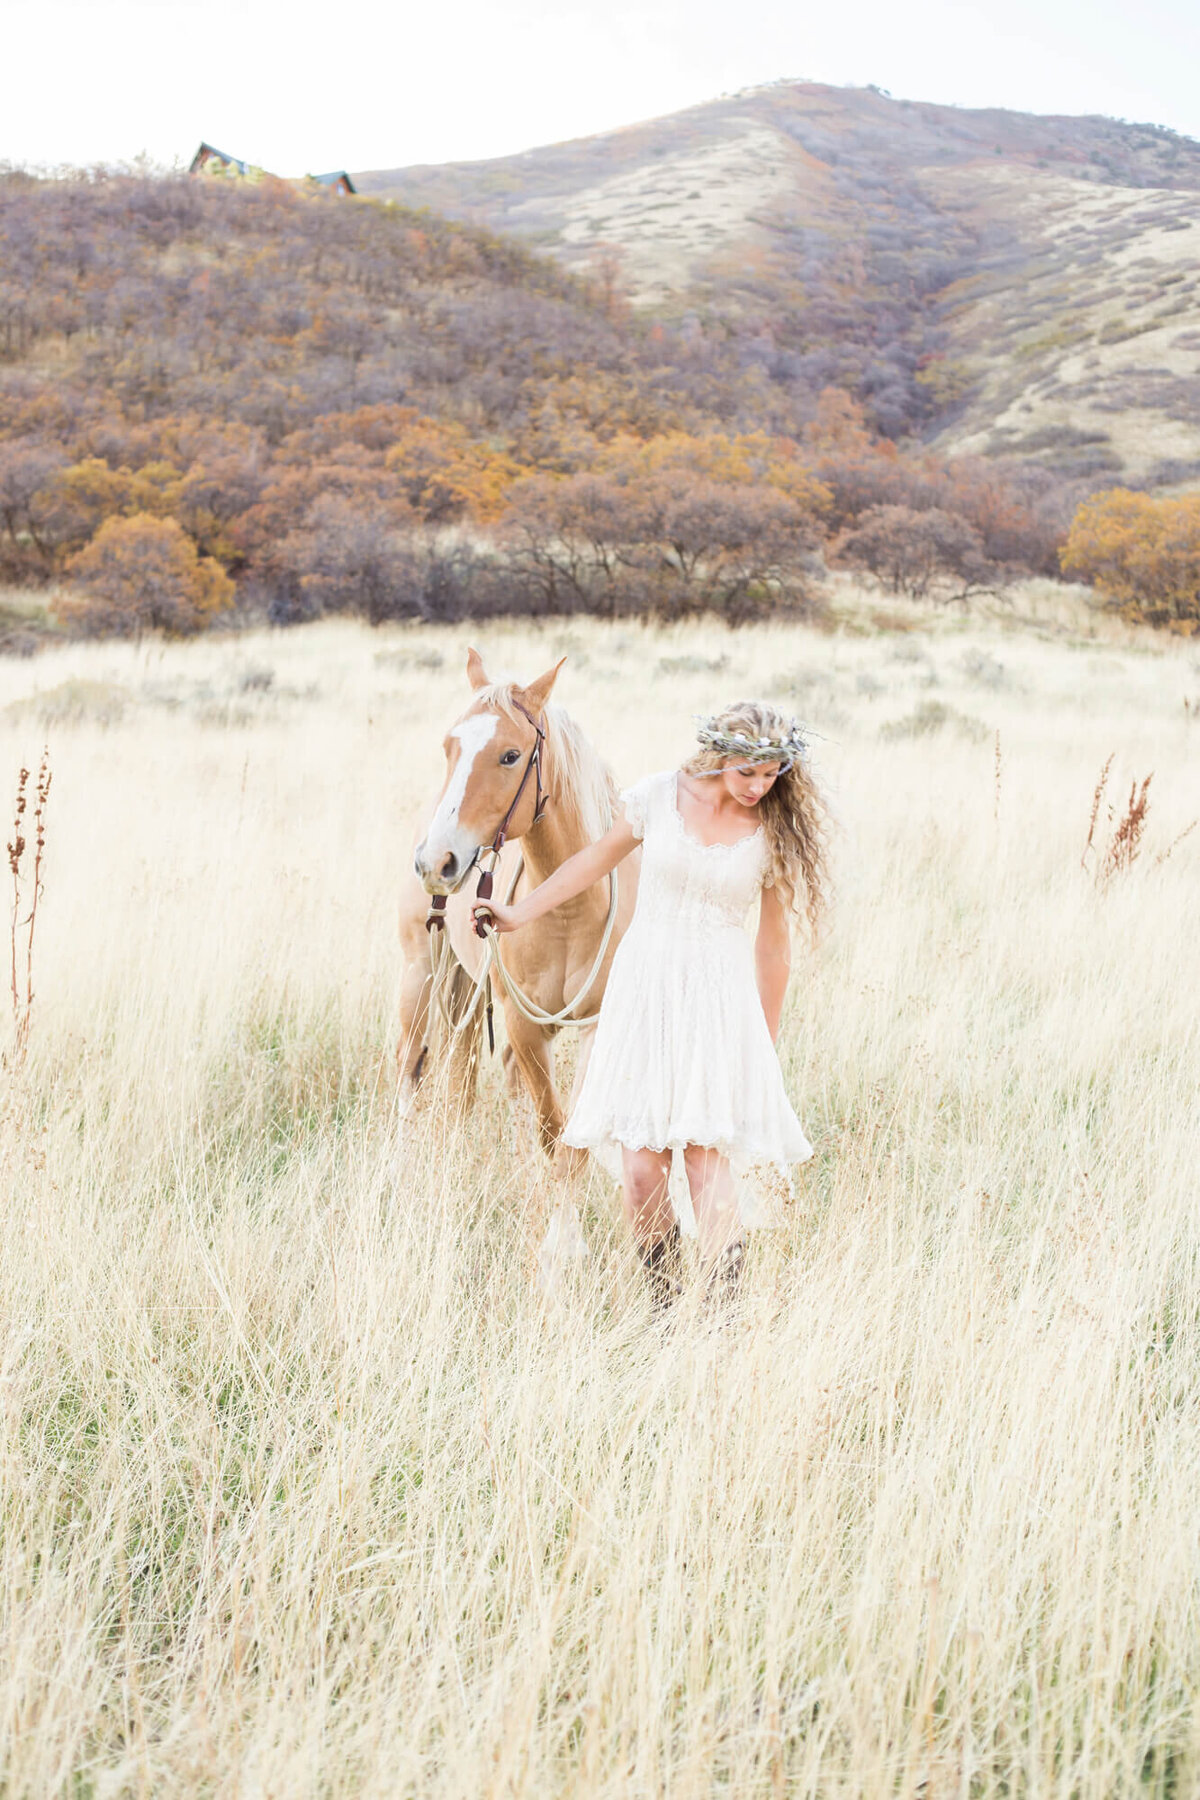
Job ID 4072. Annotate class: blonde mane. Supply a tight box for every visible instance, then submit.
[477,684,616,846]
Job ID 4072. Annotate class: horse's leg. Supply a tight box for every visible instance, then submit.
[499,1041,525,1104]
[503,1008,563,1156]
[396,935,433,1110]
[499,1006,568,1267]
[555,1025,597,1184]
[443,959,483,1114]
[397,866,486,1115]
[506,1013,600,1288]
[547,1029,597,1204]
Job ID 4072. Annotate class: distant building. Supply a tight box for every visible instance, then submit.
[189,143,259,180]
[305,171,357,197]
[188,145,356,197]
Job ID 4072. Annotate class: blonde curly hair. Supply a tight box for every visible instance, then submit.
[684,699,829,937]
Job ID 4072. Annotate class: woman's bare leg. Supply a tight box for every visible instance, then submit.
[620,1146,674,1244]
[682,1145,742,1270]
[621,1147,681,1310]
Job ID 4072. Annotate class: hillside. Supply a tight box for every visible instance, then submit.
[0,172,680,452]
[356,82,1200,484]
[2,168,1080,633]
[0,171,784,620]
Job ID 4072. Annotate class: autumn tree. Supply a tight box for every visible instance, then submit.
[585,243,630,322]
[504,473,634,611]
[504,432,830,621]
[384,418,519,524]
[61,514,234,635]
[273,494,422,623]
[803,388,877,459]
[1060,489,1200,630]
[945,458,1067,575]
[0,439,66,577]
[650,478,817,621]
[232,445,414,578]
[836,504,993,599]
[44,457,183,556]
[176,450,266,564]
[802,390,915,529]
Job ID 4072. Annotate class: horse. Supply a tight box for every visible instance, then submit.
[396,647,638,1177]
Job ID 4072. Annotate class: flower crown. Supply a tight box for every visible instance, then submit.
[694,715,808,763]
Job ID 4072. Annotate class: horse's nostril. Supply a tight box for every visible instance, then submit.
[440,852,458,883]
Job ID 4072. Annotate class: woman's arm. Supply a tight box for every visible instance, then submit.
[755,881,792,1043]
[473,817,639,934]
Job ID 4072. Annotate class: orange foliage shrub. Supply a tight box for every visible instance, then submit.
[61,514,235,636]
[597,429,832,520]
[48,458,183,553]
[1061,489,1200,631]
[384,420,519,524]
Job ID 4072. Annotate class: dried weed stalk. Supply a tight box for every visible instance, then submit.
[1083,754,1157,884]
[1086,748,1194,882]
[1102,774,1153,881]
[7,748,51,1059]
[1156,819,1198,867]
[993,729,1002,826]
[1082,754,1114,872]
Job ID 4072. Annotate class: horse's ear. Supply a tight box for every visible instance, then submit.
[522,656,567,715]
[466,646,490,691]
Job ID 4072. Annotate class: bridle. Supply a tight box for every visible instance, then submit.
[425,698,549,940]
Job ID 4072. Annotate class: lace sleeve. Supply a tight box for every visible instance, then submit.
[618,773,661,842]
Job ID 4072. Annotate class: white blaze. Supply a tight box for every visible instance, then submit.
[422,712,498,870]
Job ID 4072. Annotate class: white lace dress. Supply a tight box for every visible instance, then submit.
[563,769,813,1231]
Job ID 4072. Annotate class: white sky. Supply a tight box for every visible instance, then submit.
[3,0,1199,176]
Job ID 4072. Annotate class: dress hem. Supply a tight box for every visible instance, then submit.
[561,1125,813,1170]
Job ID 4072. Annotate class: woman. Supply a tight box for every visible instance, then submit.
[474,700,828,1310]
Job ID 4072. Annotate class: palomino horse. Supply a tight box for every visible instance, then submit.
[397,648,638,1171]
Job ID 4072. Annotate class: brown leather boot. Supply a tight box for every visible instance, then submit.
[705,1237,747,1310]
[637,1221,683,1314]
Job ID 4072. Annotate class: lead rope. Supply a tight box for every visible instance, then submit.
[484,865,618,1029]
[424,854,523,1053]
[425,861,619,1044]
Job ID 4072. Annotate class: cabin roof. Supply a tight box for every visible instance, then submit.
[307,171,358,193]
[189,142,250,176]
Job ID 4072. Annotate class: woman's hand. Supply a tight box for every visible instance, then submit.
[472,897,524,935]
[471,818,639,939]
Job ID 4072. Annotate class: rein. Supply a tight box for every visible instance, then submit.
[422,701,615,1054]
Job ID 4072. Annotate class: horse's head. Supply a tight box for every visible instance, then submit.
[414,647,566,894]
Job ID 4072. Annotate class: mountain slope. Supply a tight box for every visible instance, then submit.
[356,83,1200,483]
[924,162,1200,484]
[0,167,1084,625]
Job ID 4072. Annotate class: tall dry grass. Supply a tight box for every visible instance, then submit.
[0,599,1196,1796]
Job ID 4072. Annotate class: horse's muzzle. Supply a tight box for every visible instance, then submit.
[413,842,479,897]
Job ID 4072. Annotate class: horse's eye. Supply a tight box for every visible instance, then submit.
[500,749,521,767]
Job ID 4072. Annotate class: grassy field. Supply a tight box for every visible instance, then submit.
[0,588,1196,1796]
